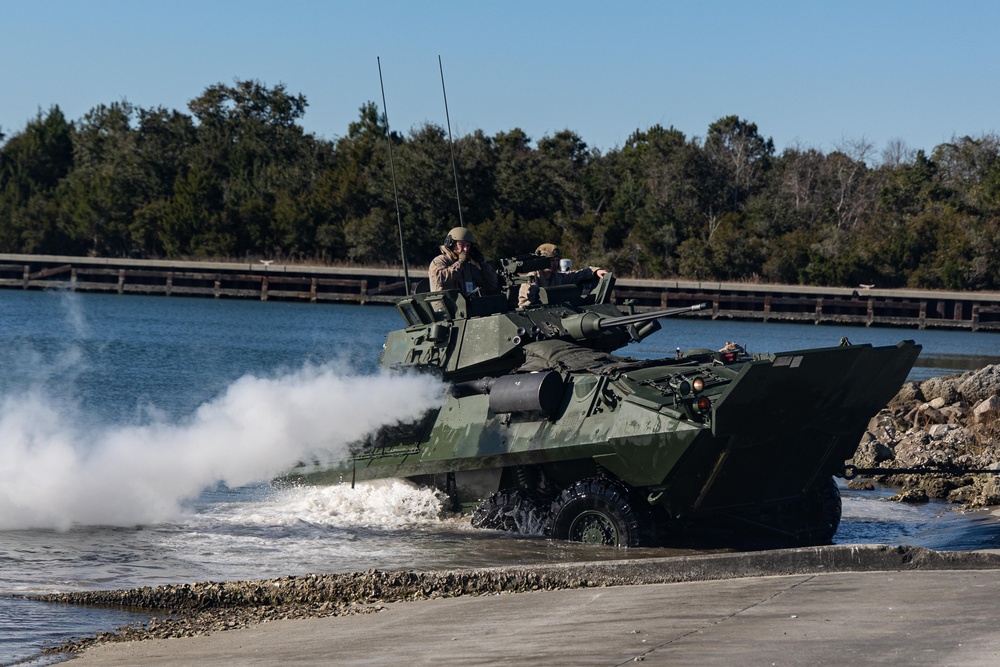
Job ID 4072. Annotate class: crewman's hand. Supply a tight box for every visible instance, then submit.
[595,269,609,279]
[457,251,469,265]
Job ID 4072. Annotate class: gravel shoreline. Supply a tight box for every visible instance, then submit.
[27,544,1000,658]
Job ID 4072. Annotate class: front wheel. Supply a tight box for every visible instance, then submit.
[767,476,843,546]
[548,478,652,547]
[798,475,843,544]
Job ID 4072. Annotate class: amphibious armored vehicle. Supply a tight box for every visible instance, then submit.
[284,261,920,547]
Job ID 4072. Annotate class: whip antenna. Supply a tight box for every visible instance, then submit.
[378,56,410,295]
[438,55,464,227]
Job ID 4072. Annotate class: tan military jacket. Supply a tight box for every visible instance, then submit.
[428,246,499,294]
[517,267,596,308]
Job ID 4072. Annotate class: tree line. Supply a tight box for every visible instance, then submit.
[2,79,1000,290]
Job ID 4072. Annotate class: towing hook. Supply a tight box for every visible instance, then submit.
[841,464,858,480]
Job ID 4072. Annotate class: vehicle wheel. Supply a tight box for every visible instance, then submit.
[548,478,652,547]
[471,489,550,536]
[801,475,842,544]
[772,476,842,546]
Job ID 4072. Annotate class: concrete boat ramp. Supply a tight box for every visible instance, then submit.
[66,544,1000,666]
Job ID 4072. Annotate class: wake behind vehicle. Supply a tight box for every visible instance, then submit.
[283,259,921,547]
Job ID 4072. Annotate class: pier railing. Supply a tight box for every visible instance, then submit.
[3,253,999,331]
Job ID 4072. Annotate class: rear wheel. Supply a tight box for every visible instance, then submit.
[548,478,652,547]
[471,488,550,536]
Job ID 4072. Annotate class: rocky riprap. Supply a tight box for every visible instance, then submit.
[850,364,1000,505]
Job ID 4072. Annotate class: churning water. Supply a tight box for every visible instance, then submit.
[2,289,1000,665]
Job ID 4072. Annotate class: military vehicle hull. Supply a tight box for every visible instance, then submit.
[283,276,920,548]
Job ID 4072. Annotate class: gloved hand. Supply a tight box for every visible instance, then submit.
[457,251,469,265]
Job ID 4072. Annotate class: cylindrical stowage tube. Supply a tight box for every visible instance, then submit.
[487,371,564,414]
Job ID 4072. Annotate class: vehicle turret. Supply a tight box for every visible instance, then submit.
[380,270,706,381]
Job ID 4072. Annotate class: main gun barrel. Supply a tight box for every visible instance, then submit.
[561,302,709,341]
[597,302,709,329]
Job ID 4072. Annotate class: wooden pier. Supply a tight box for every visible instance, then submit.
[2,253,1000,332]
[0,254,409,305]
[613,278,1000,332]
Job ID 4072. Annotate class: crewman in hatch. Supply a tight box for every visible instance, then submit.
[518,243,608,308]
[428,227,499,295]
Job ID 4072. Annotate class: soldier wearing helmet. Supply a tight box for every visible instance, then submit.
[428,226,499,294]
[518,243,609,308]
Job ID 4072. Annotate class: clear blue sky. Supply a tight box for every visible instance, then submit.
[2,0,998,157]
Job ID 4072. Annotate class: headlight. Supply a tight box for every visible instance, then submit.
[692,377,705,393]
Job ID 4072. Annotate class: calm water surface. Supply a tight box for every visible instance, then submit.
[2,289,1000,665]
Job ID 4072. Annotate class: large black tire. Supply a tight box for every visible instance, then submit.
[471,489,550,536]
[769,476,843,546]
[548,478,653,547]
[801,475,843,544]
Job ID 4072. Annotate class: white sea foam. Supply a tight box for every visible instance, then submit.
[243,479,450,529]
[188,479,451,535]
[0,366,446,530]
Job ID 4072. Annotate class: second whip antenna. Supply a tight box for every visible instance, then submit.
[439,55,464,227]
[377,56,410,295]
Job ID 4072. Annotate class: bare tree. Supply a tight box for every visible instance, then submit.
[780,142,823,220]
[880,138,915,169]
[830,137,879,230]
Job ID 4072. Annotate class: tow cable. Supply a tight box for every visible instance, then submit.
[841,464,1000,479]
